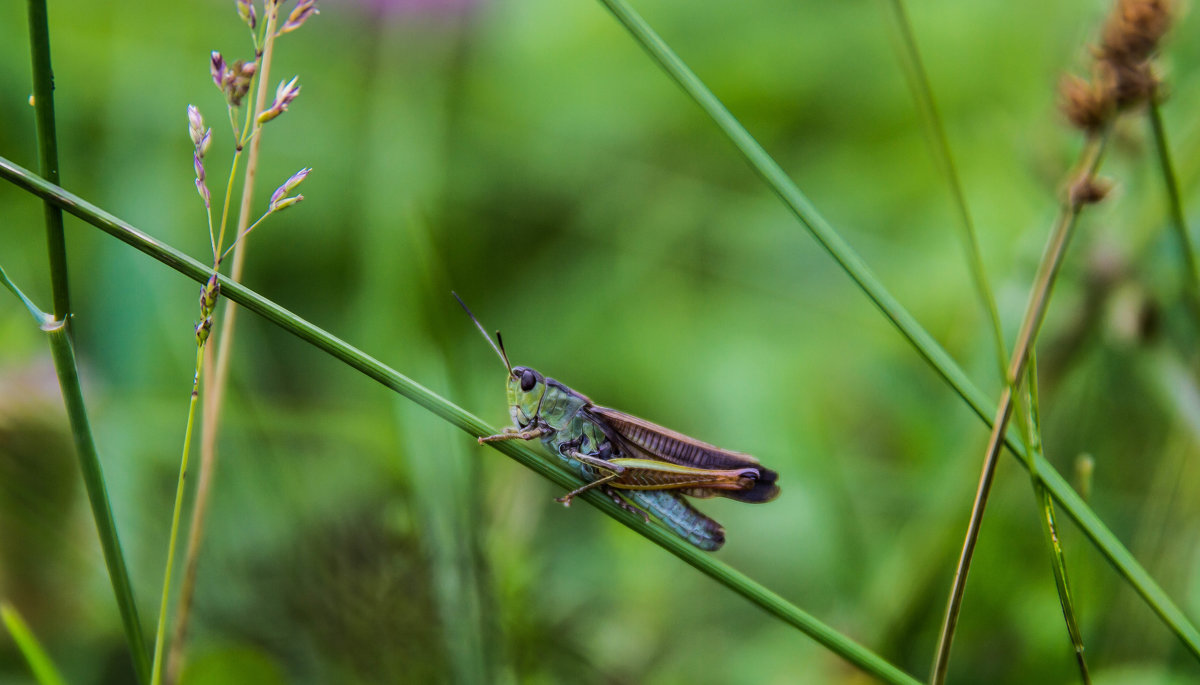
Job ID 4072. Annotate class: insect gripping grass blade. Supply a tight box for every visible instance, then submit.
[456,293,779,551]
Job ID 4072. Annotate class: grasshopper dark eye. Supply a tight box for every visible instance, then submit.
[520,368,537,392]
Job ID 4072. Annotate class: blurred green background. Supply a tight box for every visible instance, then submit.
[2,0,1200,682]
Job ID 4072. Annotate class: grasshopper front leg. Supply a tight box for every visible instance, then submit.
[478,426,546,444]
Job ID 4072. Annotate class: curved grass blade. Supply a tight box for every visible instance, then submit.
[0,157,919,685]
[1,602,67,685]
[572,0,1200,659]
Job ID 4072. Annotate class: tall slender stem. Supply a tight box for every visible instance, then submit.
[1020,355,1090,683]
[1,602,68,685]
[26,0,69,320]
[885,0,1007,380]
[6,136,1200,673]
[167,7,281,681]
[1147,98,1200,323]
[43,318,151,683]
[931,134,1108,684]
[25,2,149,681]
[150,343,207,685]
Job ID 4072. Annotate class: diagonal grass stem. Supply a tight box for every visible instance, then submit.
[1,602,67,685]
[931,134,1108,683]
[883,0,1007,381]
[150,342,207,685]
[3,148,1199,673]
[0,157,916,684]
[1147,97,1200,323]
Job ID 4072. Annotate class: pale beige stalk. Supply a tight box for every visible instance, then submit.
[164,5,281,684]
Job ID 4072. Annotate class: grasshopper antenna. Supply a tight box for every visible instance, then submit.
[453,291,513,375]
[495,331,512,373]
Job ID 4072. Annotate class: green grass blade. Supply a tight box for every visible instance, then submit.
[883,0,1007,379]
[593,0,984,412]
[0,157,917,685]
[1021,356,1090,682]
[26,0,71,320]
[7,138,1200,674]
[1147,99,1200,321]
[1,602,67,685]
[25,2,150,680]
[932,135,1107,683]
[583,0,1200,660]
[2,267,150,683]
[0,265,53,327]
[43,319,152,683]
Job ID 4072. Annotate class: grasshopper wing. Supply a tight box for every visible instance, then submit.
[587,406,779,503]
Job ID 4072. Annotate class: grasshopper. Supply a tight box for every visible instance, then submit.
[455,293,779,551]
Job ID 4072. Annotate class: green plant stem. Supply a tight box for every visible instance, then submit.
[1021,355,1090,683]
[1147,98,1200,323]
[4,263,148,683]
[1010,346,1089,679]
[0,265,51,326]
[26,5,149,679]
[0,158,912,683]
[26,0,69,320]
[46,316,151,683]
[167,12,281,682]
[1,602,67,685]
[578,0,1194,665]
[4,155,1200,670]
[884,0,1007,380]
[150,342,207,685]
[931,134,1108,684]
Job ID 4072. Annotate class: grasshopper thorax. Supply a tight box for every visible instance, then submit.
[508,366,546,428]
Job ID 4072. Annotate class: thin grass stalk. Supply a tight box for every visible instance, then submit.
[582,0,1195,663]
[2,270,151,684]
[4,154,1200,666]
[883,0,1007,380]
[560,22,1193,661]
[167,8,282,680]
[26,0,69,320]
[48,318,151,682]
[165,105,254,685]
[592,0,1015,459]
[25,4,150,680]
[1003,319,1089,676]
[1,602,67,685]
[881,9,1091,661]
[1147,97,1200,323]
[930,134,1108,684]
[1005,356,1090,678]
[0,160,915,684]
[149,343,207,685]
[880,19,1091,659]
[1021,354,1090,682]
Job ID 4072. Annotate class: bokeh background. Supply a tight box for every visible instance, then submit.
[2,0,1200,683]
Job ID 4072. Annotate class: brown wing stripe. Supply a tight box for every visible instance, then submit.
[586,405,781,503]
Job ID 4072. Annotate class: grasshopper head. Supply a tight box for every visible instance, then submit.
[507,366,545,428]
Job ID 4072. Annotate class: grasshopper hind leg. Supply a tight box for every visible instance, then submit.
[555,472,619,507]
[602,485,650,523]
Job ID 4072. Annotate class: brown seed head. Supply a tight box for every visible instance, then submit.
[1099,58,1159,108]
[1069,176,1113,208]
[1059,74,1114,133]
[1100,0,1172,64]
